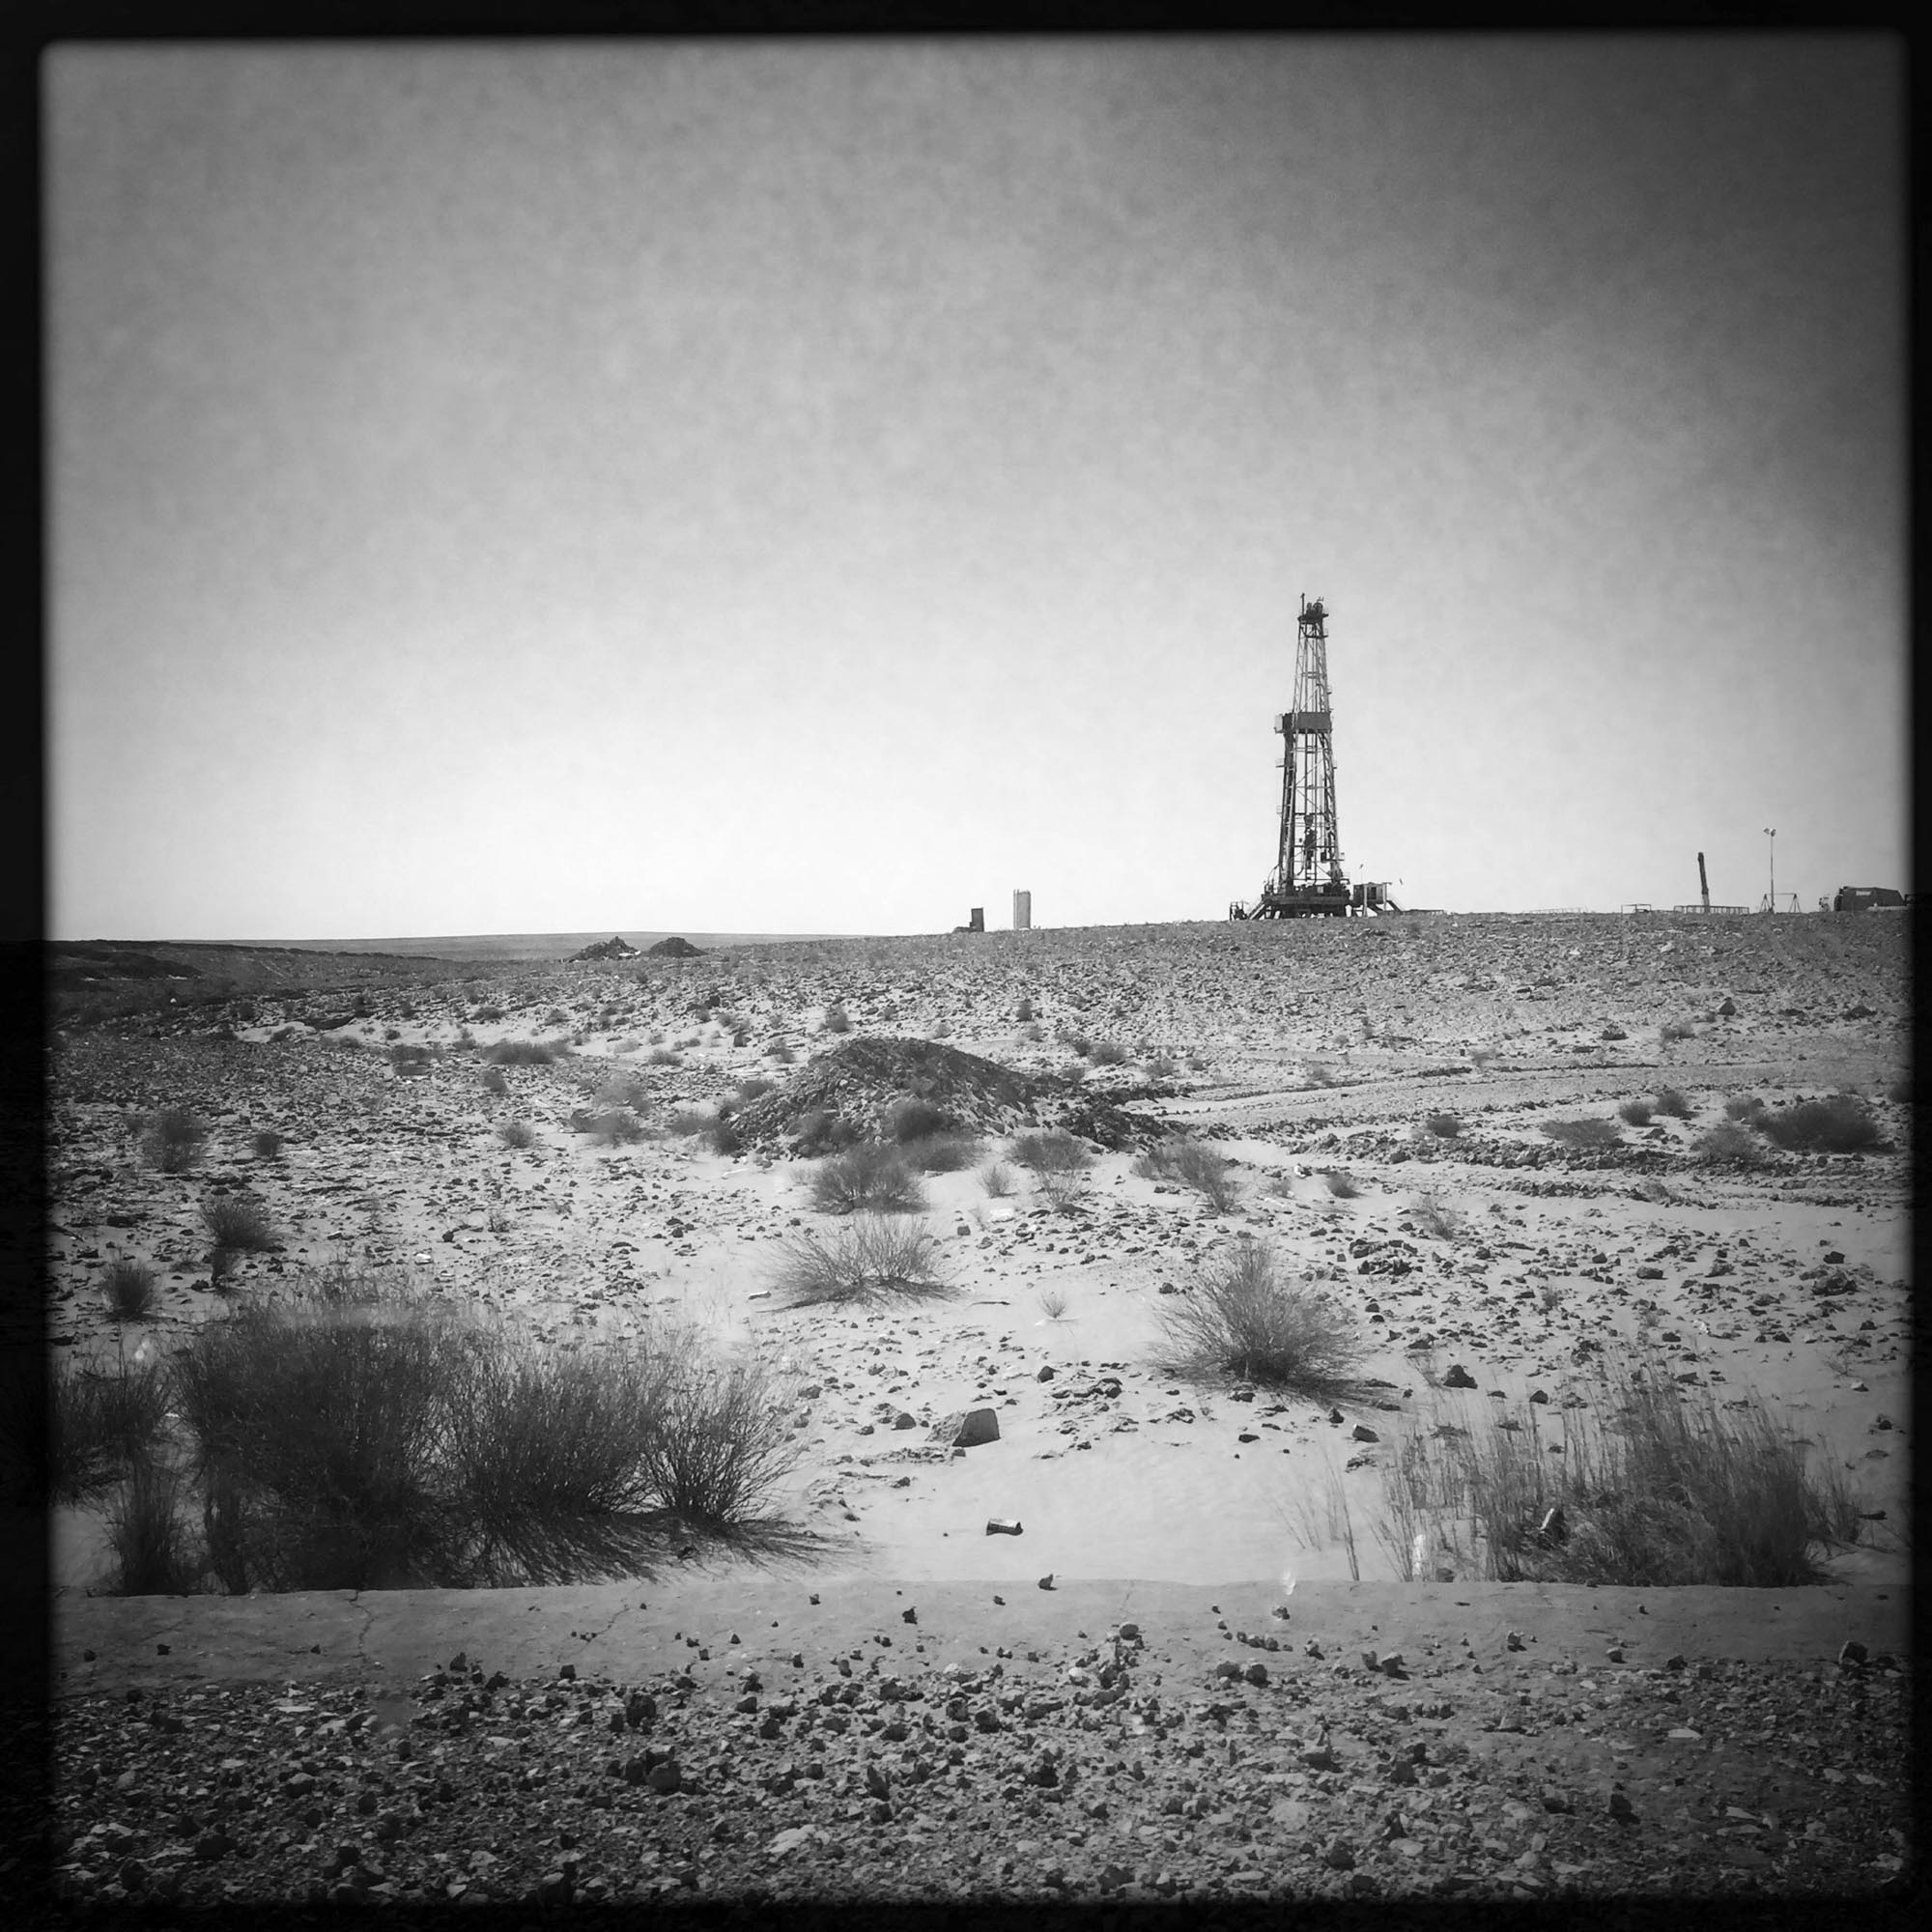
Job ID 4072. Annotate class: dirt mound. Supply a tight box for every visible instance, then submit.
[729,1036,1161,1151]
[571,936,639,961]
[646,936,704,958]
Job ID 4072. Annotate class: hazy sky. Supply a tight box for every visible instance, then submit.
[48,36,1905,939]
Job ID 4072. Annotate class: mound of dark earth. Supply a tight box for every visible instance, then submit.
[571,936,639,961]
[730,1036,1163,1151]
[646,936,704,958]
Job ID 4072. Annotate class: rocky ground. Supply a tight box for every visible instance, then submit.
[23,909,1918,1913]
[37,1591,1915,1915]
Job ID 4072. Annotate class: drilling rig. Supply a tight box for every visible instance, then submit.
[1230,595,1396,919]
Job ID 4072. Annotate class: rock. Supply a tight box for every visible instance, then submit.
[1506,1631,1525,1651]
[1351,1423,1379,1442]
[1443,1364,1478,1389]
[1838,1640,1868,1667]
[646,1761,682,1795]
[193,1833,233,1863]
[1540,1786,1574,1813]
[929,1406,1000,1448]
[1037,1574,1055,1590]
[1323,1837,1356,1870]
[1607,1789,1635,1821]
[892,1411,918,1431]
[1243,1662,1269,1687]
[1037,1365,1056,1381]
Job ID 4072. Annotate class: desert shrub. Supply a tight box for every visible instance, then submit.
[1009,1129,1093,1179]
[1410,1193,1462,1239]
[1016,997,1035,1022]
[390,1042,433,1072]
[811,1144,926,1215]
[1304,1061,1335,1087]
[1147,1056,1179,1079]
[792,1109,863,1157]
[472,1005,505,1023]
[1022,1023,1045,1042]
[1065,1034,1093,1059]
[1468,1048,1496,1071]
[444,1329,668,1581]
[768,1043,796,1066]
[881,1096,951,1144]
[1136,1138,1239,1212]
[1152,1241,1364,1394]
[105,1453,200,1595]
[1694,1120,1768,1166]
[1660,1020,1696,1042]
[102,1259,158,1322]
[480,1066,509,1095]
[706,1121,743,1156]
[169,1282,482,1591]
[1617,1098,1654,1126]
[594,1070,650,1110]
[906,1132,980,1174]
[46,1353,173,1504]
[770,1217,951,1307]
[647,1048,682,1067]
[1089,1040,1128,1066]
[1377,1354,1860,1588]
[497,1120,537,1150]
[200,1194,278,1253]
[491,1038,564,1066]
[636,1340,803,1528]
[582,1108,645,1147]
[1038,1287,1068,1321]
[1724,1094,1768,1121]
[1540,1118,1621,1148]
[141,1106,207,1173]
[980,1160,1016,1198]
[1423,1111,1462,1139]
[1758,1094,1883,1153]
[822,1005,851,1035]
[1653,1087,1694,1119]
[1322,1169,1360,1199]
[250,1128,285,1160]
[733,1077,775,1105]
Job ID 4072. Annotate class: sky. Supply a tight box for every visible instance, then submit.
[47,36,1906,940]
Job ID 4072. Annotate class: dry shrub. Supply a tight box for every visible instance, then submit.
[1653,1087,1694,1119]
[771,1217,952,1308]
[1617,1098,1654,1126]
[1009,1129,1092,1179]
[1135,1137,1239,1212]
[791,1109,864,1157]
[637,1337,802,1528]
[1539,1118,1621,1148]
[484,1039,558,1066]
[1695,1120,1768,1166]
[881,1096,951,1143]
[102,1259,158,1322]
[906,1132,980,1174]
[141,1107,207,1173]
[1724,1094,1768,1122]
[1424,1111,1463,1139]
[595,1070,650,1110]
[1089,1040,1128,1065]
[980,1160,1017,1199]
[1660,1020,1696,1042]
[821,1005,851,1035]
[1152,1241,1364,1394]
[199,1194,278,1253]
[1410,1193,1462,1240]
[497,1119,537,1150]
[811,1143,926,1214]
[47,1353,172,1505]
[1322,1169,1360,1199]
[1376,1354,1860,1587]
[1758,1094,1883,1153]
[105,1453,200,1595]
[582,1108,645,1147]
[250,1128,285,1159]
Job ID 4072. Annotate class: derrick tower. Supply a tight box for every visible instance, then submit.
[1230,594,1354,919]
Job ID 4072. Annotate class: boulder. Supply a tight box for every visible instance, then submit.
[929,1407,1000,1448]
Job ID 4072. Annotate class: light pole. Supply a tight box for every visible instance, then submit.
[1763,828,1776,913]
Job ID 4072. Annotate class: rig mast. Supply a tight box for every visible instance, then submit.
[1231,594,1359,918]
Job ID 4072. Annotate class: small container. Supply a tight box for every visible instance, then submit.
[984,1518,1024,1537]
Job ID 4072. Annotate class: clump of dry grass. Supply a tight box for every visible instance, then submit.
[484,1039,560,1066]
[1653,1086,1694,1120]
[1152,1241,1364,1395]
[811,1143,927,1215]
[200,1194,278,1253]
[770,1217,952,1307]
[1724,1094,1768,1122]
[1009,1128,1093,1208]
[1409,1193,1462,1240]
[1374,1354,1861,1587]
[105,1453,200,1595]
[980,1160,1016,1199]
[1135,1137,1239,1212]
[102,1259,158,1322]
[791,1109,864,1157]
[1423,1111,1463,1139]
[250,1128,284,1160]
[1694,1120,1768,1166]
[906,1132,981,1174]
[1617,1097,1654,1126]
[580,1108,645,1147]
[1322,1169,1360,1199]
[497,1120,537,1150]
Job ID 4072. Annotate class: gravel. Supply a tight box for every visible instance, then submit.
[38,1628,1911,1914]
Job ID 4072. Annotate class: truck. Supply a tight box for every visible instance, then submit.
[1833,887,1906,912]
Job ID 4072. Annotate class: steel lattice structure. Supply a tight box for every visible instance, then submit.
[1231,594,1372,919]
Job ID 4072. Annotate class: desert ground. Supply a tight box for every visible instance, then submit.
[29,910,1915,1911]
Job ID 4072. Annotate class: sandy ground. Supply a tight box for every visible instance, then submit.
[41,911,1911,1602]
